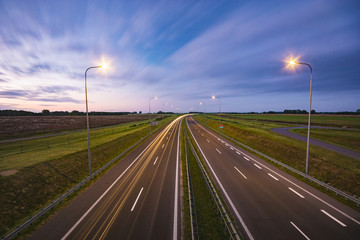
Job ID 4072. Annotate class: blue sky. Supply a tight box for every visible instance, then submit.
[0,0,359,113]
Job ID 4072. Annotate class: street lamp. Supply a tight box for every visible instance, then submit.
[85,65,103,176]
[149,96,157,133]
[288,58,313,175]
[212,95,221,133]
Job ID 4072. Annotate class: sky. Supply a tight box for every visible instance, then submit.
[0,0,359,113]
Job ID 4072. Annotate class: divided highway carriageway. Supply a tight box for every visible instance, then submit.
[29,116,184,240]
[186,116,360,240]
[29,115,360,240]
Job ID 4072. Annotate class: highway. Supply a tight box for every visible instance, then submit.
[29,115,184,240]
[186,116,360,240]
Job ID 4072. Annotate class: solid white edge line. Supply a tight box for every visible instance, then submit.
[216,148,221,154]
[288,187,305,199]
[188,119,254,240]
[268,173,279,181]
[321,210,347,227]
[131,187,144,211]
[253,163,262,169]
[173,118,181,240]
[290,221,310,240]
[60,124,169,240]
[194,121,360,225]
[153,156,159,165]
[234,166,247,179]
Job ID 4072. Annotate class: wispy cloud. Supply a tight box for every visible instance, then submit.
[0,0,359,112]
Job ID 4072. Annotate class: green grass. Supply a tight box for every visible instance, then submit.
[291,128,360,152]
[0,120,150,171]
[181,120,192,240]
[195,115,360,199]
[225,114,360,128]
[0,116,176,237]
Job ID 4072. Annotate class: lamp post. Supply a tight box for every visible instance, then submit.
[149,96,157,133]
[289,59,313,175]
[212,95,221,133]
[85,65,102,176]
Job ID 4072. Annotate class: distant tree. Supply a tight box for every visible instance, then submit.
[311,110,316,114]
[42,109,50,115]
[284,109,308,114]
[139,111,142,114]
[0,110,36,116]
[357,109,360,113]
[71,110,80,115]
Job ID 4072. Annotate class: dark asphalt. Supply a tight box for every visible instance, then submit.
[187,117,360,240]
[29,116,184,240]
[271,126,360,160]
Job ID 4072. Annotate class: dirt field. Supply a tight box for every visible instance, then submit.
[0,114,157,140]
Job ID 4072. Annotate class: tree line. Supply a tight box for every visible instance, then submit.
[0,109,175,116]
[0,109,139,116]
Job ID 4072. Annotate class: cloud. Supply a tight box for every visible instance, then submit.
[0,90,29,98]
[0,0,359,112]
[164,0,360,99]
[0,85,82,104]
[37,97,81,104]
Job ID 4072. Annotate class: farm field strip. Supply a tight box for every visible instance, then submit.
[0,114,156,141]
[219,113,360,128]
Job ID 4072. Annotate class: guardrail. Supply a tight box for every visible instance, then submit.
[186,122,241,240]
[198,120,360,207]
[1,124,166,240]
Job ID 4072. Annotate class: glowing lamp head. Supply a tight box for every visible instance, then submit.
[154,96,158,100]
[100,63,107,69]
[289,60,296,65]
[212,95,216,100]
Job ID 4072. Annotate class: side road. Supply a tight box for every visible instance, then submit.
[271,126,360,160]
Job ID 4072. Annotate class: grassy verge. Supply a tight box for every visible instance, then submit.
[0,120,151,171]
[0,116,175,237]
[291,128,360,152]
[195,115,360,199]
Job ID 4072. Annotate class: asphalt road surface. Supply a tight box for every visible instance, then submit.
[29,116,184,240]
[271,126,360,160]
[187,117,360,240]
